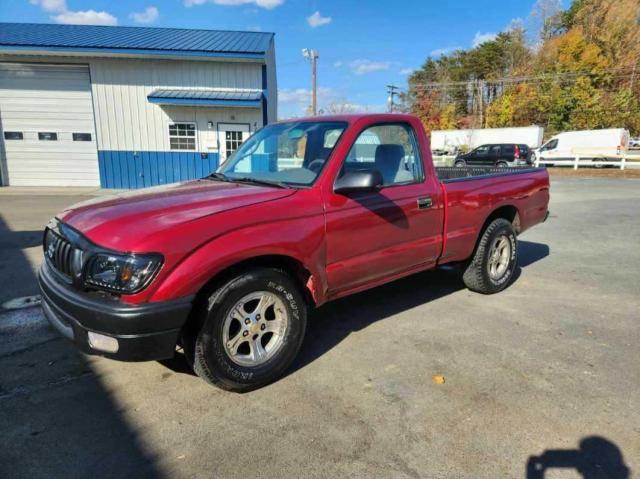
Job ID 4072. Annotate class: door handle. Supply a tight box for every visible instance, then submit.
[417,197,433,209]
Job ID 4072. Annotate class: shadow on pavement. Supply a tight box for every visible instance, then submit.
[289,239,550,376]
[0,214,165,479]
[526,436,631,478]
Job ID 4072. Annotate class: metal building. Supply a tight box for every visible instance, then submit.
[0,23,277,188]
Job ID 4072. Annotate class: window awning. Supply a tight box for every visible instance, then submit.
[147,89,263,108]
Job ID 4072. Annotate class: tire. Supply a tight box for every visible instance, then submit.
[463,218,518,294]
[496,161,508,168]
[454,160,466,168]
[191,268,307,392]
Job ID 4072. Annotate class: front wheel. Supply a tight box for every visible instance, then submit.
[192,268,307,392]
[454,160,466,168]
[463,218,518,294]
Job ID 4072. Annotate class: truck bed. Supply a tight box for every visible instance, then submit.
[436,166,545,182]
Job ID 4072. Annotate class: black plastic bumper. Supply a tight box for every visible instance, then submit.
[38,262,194,361]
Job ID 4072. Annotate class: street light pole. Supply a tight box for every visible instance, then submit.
[387,84,399,113]
[303,48,319,115]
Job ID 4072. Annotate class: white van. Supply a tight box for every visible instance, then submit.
[535,129,630,164]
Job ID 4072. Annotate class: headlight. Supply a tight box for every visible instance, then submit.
[84,253,163,294]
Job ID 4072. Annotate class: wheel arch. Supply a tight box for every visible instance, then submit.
[476,204,521,245]
[182,254,317,339]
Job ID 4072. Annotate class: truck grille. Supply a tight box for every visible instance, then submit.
[44,229,77,278]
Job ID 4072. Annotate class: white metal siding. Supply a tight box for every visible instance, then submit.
[88,58,264,152]
[0,62,99,186]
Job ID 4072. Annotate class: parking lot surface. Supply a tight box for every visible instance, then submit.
[1,177,638,478]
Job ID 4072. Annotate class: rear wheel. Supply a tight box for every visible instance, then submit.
[463,218,518,294]
[496,161,508,168]
[191,268,307,392]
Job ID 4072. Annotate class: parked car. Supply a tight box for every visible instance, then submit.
[39,114,550,391]
[534,128,630,166]
[454,143,532,167]
[629,137,640,148]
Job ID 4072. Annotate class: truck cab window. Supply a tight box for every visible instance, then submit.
[340,123,424,186]
[218,120,347,186]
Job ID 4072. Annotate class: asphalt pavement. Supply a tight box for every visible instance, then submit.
[0,177,638,478]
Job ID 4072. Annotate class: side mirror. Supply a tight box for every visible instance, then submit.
[334,170,383,195]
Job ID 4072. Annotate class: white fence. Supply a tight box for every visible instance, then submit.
[433,154,636,170]
[534,156,628,170]
[431,155,456,166]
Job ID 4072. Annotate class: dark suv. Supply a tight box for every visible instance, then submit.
[454,143,532,167]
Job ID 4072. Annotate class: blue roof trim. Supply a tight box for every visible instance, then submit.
[148,97,262,108]
[0,45,265,60]
[0,23,274,60]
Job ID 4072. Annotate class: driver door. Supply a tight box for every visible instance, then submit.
[323,122,443,296]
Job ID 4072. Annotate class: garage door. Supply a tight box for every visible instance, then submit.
[0,63,99,186]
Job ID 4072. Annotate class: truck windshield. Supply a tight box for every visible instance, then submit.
[216,121,348,187]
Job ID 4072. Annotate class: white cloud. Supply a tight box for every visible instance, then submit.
[30,0,65,13]
[399,67,414,75]
[31,0,118,25]
[184,0,284,9]
[333,61,343,68]
[279,87,334,105]
[129,6,159,24]
[246,25,262,31]
[430,46,462,57]
[53,10,118,26]
[472,31,497,47]
[349,59,390,75]
[307,11,331,28]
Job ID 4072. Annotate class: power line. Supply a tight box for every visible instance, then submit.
[407,65,640,90]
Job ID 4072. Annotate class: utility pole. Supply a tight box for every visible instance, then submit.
[387,84,400,113]
[477,79,485,128]
[302,49,319,115]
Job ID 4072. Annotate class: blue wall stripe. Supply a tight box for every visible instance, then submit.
[97,150,220,189]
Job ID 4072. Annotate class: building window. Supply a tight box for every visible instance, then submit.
[38,132,58,141]
[225,130,244,156]
[169,123,196,151]
[3,132,23,140]
[73,133,92,142]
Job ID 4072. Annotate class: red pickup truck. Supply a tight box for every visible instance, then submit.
[39,114,549,391]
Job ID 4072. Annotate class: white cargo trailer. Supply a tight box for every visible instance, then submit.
[431,126,544,154]
[534,129,630,162]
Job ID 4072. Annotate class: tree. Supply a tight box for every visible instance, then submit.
[406,0,640,135]
[530,0,564,41]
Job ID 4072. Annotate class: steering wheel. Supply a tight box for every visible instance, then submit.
[307,159,325,173]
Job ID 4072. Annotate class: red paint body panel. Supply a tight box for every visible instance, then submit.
[58,114,549,307]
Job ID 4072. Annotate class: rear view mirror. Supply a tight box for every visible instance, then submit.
[334,170,383,195]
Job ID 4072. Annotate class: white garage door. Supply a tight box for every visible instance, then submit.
[0,63,99,186]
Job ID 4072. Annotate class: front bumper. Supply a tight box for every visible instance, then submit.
[38,262,194,361]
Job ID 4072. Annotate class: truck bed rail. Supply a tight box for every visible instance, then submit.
[436,166,544,183]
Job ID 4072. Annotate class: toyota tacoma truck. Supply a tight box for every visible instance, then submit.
[39,114,549,392]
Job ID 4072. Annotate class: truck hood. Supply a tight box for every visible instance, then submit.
[59,180,295,251]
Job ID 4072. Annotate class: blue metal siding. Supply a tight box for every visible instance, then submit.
[261,64,269,126]
[98,150,220,189]
[0,23,274,58]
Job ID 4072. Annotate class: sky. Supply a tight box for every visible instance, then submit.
[0,0,567,118]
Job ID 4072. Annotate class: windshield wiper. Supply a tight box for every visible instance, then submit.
[231,177,290,189]
[207,172,230,182]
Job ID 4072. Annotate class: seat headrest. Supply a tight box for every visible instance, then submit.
[375,144,405,165]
